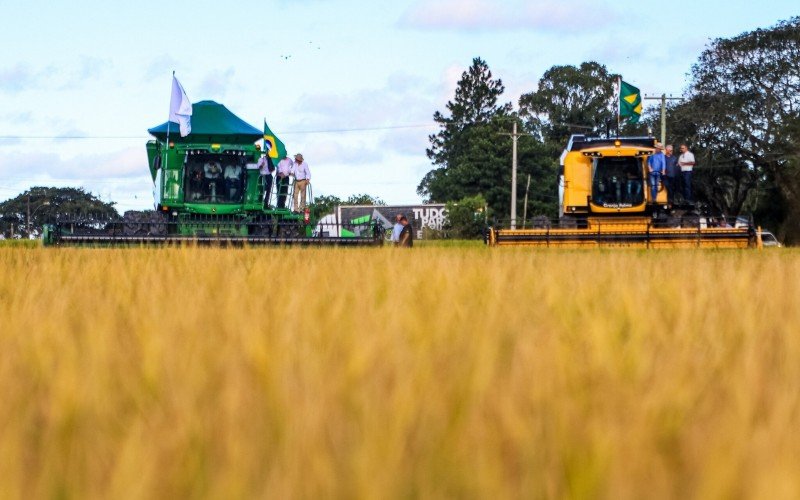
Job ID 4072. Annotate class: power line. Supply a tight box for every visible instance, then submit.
[0,123,439,141]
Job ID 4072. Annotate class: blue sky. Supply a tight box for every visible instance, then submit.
[0,0,796,210]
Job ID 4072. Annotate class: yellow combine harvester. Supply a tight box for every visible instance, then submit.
[488,136,755,248]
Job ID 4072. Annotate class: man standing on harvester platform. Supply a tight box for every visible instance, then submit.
[679,144,696,204]
[275,154,293,209]
[257,153,275,207]
[291,153,311,212]
[647,143,665,203]
[664,144,680,206]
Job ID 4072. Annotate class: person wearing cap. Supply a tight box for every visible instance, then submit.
[647,143,666,203]
[257,153,275,207]
[291,153,311,211]
[275,154,293,209]
[663,144,680,206]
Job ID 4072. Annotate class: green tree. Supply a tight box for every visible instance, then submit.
[444,194,486,239]
[344,194,386,206]
[418,58,557,219]
[518,62,617,145]
[308,194,342,224]
[419,58,512,203]
[0,186,119,238]
[671,17,800,242]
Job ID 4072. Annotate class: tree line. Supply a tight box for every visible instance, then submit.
[418,17,800,243]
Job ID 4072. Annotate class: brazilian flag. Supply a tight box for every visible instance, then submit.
[263,120,287,160]
[619,80,642,124]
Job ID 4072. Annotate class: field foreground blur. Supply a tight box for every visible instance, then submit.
[0,245,799,499]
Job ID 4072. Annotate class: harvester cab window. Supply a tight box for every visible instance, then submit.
[592,156,644,206]
[184,154,246,203]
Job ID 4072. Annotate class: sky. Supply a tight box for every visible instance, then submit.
[0,0,797,211]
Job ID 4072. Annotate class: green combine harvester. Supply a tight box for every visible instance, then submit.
[43,101,382,246]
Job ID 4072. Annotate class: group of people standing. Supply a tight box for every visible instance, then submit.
[647,143,696,206]
[256,152,312,211]
[390,213,413,247]
[188,160,245,202]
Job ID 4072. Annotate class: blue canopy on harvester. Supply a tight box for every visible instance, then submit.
[148,100,262,145]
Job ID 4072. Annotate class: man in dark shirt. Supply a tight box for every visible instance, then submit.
[397,215,413,248]
[663,144,680,206]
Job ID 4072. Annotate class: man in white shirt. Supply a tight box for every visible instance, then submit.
[275,155,293,209]
[390,213,403,243]
[291,153,311,211]
[224,163,243,199]
[203,161,222,199]
[678,144,696,204]
[257,154,275,207]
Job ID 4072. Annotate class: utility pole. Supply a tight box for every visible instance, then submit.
[643,94,684,144]
[498,122,526,229]
[522,174,531,229]
[26,194,30,238]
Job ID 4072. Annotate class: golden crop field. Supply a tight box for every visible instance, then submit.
[0,244,799,499]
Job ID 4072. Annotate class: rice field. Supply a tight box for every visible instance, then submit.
[0,244,798,499]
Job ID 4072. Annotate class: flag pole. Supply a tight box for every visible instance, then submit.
[616,76,621,138]
[165,70,175,176]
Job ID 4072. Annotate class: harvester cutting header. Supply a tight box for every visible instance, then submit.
[44,77,382,246]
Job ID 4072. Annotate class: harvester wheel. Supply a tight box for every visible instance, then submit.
[123,211,166,236]
[250,217,274,237]
[277,221,304,239]
[559,216,579,229]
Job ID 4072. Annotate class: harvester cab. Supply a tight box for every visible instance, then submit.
[560,135,665,221]
[489,135,755,248]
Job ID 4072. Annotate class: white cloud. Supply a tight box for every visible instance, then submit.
[0,147,147,181]
[400,0,617,32]
[281,72,441,161]
[0,64,48,93]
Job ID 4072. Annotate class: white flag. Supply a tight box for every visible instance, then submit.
[169,76,192,137]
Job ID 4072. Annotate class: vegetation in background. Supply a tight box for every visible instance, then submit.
[665,17,800,243]
[417,17,800,243]
[0,187,118,239]
[308,193,386,224]
[418,58,558,220]
[444,194,486,239]
[519,61,617,145]
[0,246,798,497]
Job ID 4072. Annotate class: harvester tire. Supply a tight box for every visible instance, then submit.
[277,221,304,239]
[123,211,166,236]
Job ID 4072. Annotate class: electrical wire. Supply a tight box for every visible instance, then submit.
[0,123,439,141]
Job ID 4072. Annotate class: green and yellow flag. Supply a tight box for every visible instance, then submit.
[619,80,642,123]
[263,120,287,160]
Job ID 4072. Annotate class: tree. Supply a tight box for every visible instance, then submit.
[0,187,119,238]
[418,58,512,204]
[308,194,342,224]
[418,58,558,219]
[444,194,486,239]
[665,100,760,216]
[519,62,617,145]
[674,17,800,241]
[344,194,385,206]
